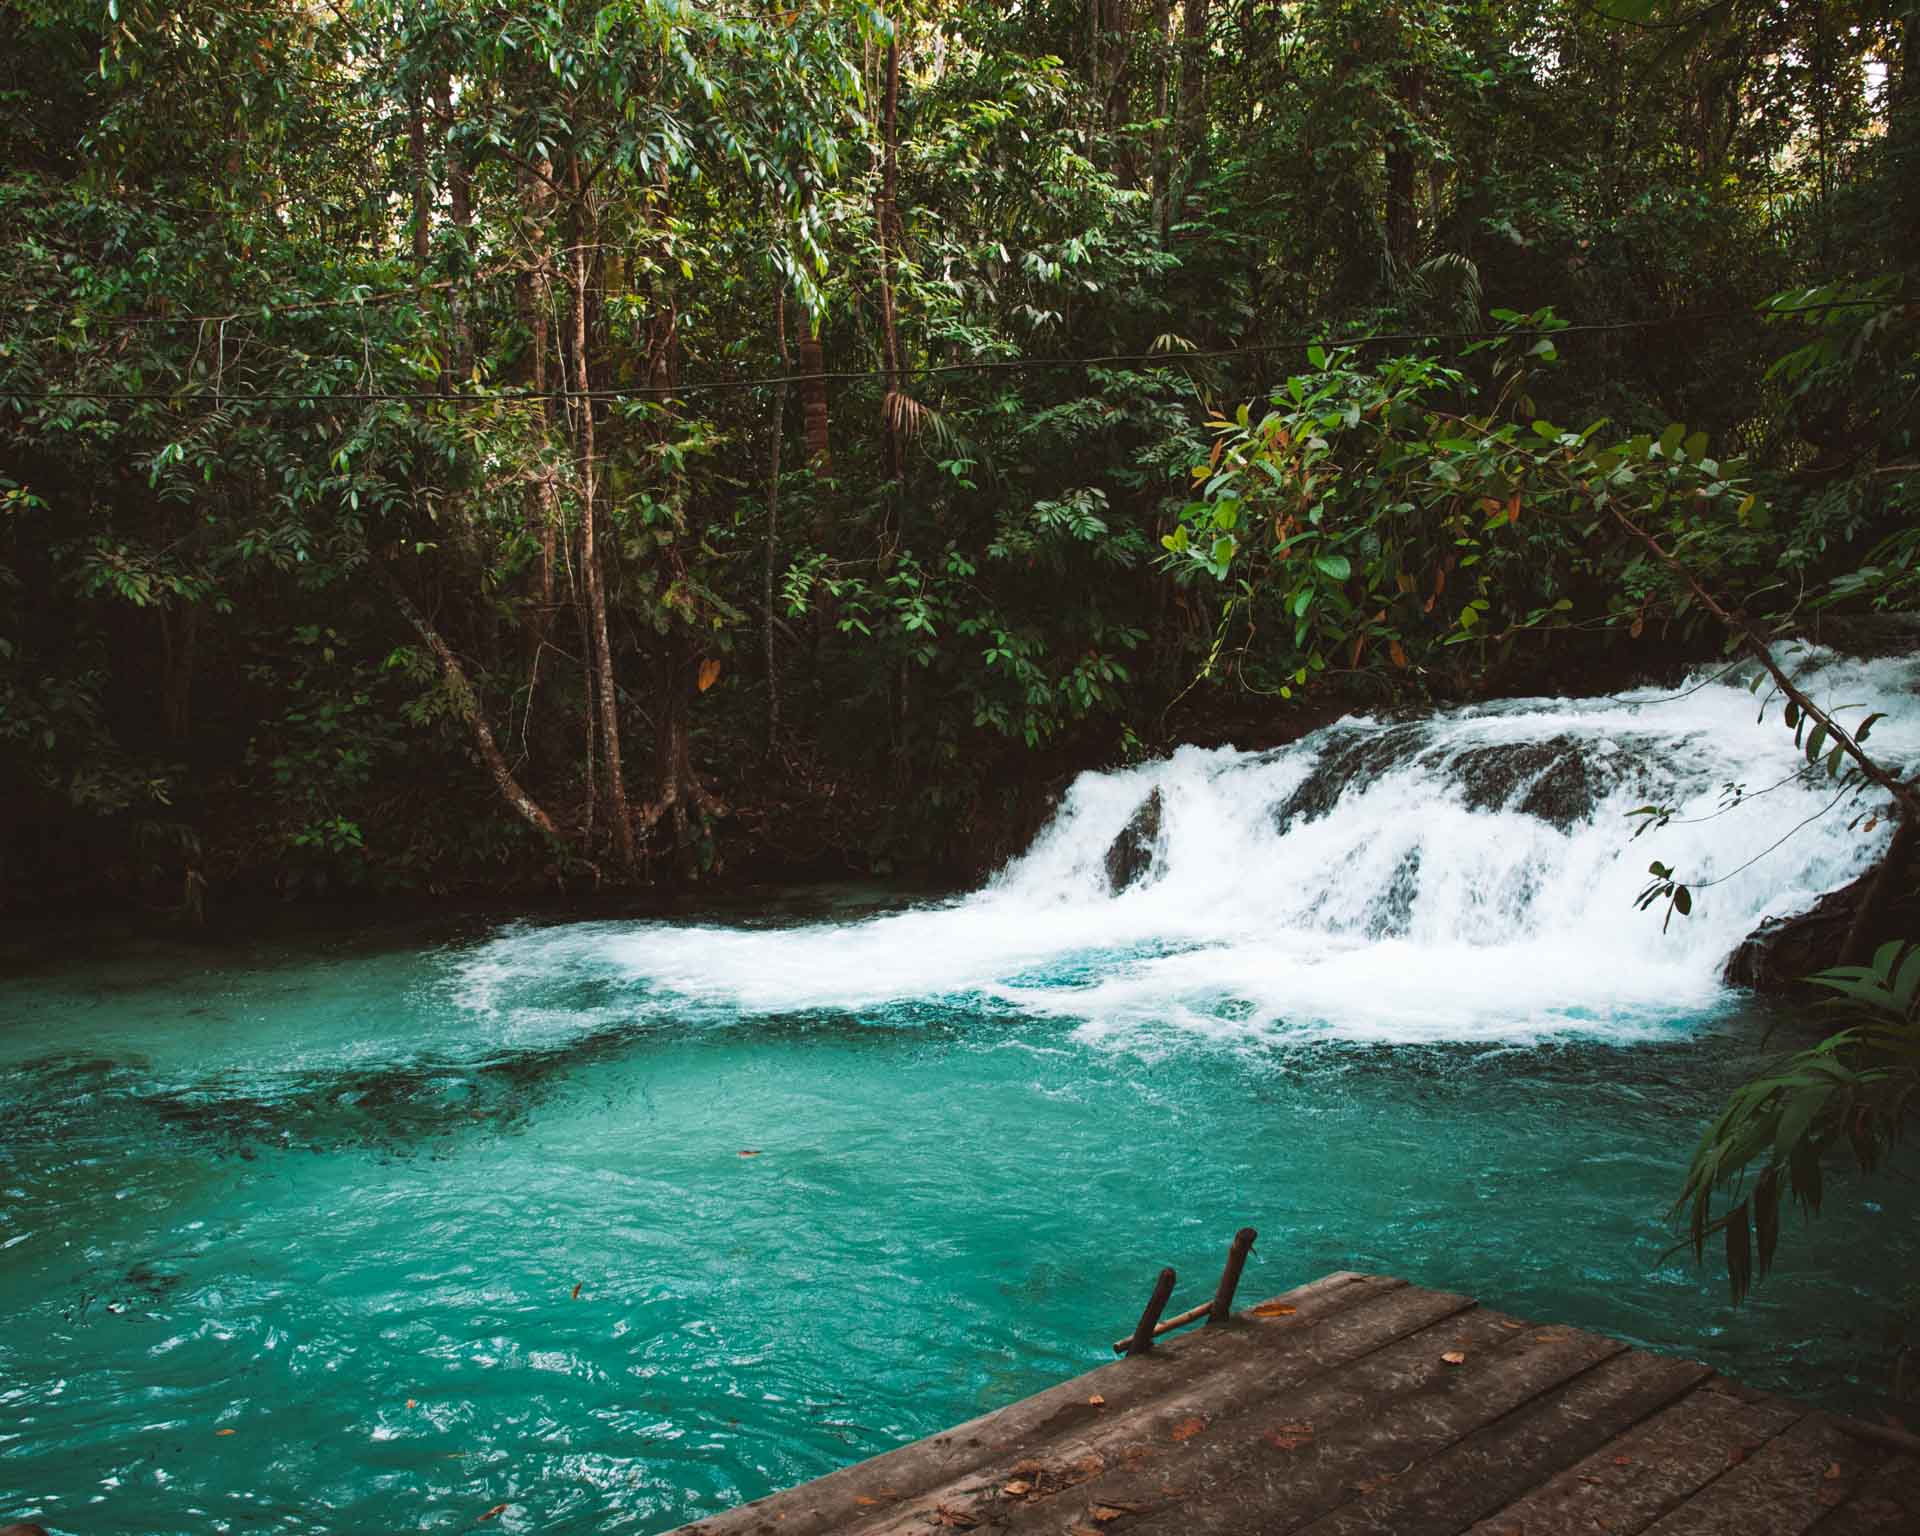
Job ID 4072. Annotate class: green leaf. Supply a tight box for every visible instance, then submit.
[1312,553,1351,582]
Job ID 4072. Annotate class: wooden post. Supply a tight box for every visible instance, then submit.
[1125,1267,1178,1358]
[1111,1299,1209,1354]
[1206,1227,1257,1328]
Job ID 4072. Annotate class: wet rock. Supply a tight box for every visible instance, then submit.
[1723,885,1860,992]
[1439,734,1620,830]
[1725,819,1920,992]
[1369,848,1423,938]
[1272,724,1430,834]
[1104,789,1164,893]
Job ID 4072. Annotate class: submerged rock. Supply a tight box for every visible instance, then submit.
[1104,788,1165,893]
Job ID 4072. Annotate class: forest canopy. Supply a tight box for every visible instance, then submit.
[2,0,1915,909]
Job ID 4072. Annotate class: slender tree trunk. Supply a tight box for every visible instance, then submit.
[877,32,904,483]
[435,75,472,381]
[409,91,430,270]
[765,287,789,756]
[799,331,830,473]
[1152,0,1171,241]
[379,564,563,843]
[1385,63,1422,272]
[569,183,637,872]
[158,603,197,744]
[1178,0,1208,158]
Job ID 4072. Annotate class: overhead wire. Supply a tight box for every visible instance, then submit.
[0,298,1889,407]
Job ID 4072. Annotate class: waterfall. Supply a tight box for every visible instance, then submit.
[583,645,1919,1046]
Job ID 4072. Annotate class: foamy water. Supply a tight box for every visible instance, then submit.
[506,644,1917,1047]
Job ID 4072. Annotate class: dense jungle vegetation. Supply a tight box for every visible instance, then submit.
[2,0,1916,914]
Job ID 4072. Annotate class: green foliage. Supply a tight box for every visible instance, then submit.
[1676,940,1920,1307]
[1,0,1917,896]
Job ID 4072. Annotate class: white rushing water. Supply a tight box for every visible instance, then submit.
[535,646,1919,1047]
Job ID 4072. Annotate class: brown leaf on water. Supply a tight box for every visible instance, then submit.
[1171,1417,1206,1442]
[407,1399,418,1409]
[1249,1301,1297,1318]
[478,1505,510,1523]
[739,1149,762,1157]
[570,1282,582,1300]
[1440,1351,1467,1365]
[216,1428,236,1436]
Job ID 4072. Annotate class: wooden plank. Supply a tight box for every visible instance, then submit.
[1295,1347,1714,1536]
[1086,1313,1626,1536]
[822,1284,1484,1536]
[1464,1375,1803,1536]
[924,1306,1609,1535]
[1804,1453,1919,1534]
[1638,1414,1886,1536]
[666,1271,1403,1536]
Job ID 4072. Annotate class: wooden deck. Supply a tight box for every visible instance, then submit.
[665,1271,1919,1536]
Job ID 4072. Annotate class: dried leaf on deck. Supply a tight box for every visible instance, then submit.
[1249,1301,1297,1318]
[1170,1417,1206,1441]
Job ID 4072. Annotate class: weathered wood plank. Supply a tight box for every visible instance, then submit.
[828,1284,1484,1536]
[659,1275,1894,1536]
[1463,1374,1803,1536]
[1295,1347,1714,1536]
[1637,1414,1885,1536]
[669,1271,1401,1536]
[933,1308,1615,1535]
[1804,1452,1920,1534]
[1086,1314,1625,1536]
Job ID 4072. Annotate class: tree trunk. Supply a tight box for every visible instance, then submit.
[765,287,789,756]
[1152,0,1171,241]
[379,563,563,844]
[568,184,638,872]
[1385,66,1422,272]
[408,91,430,270]
[877,32,904,483]
[1178,0,1208,159]
[799,330,830,475]
[158,603,197,744]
